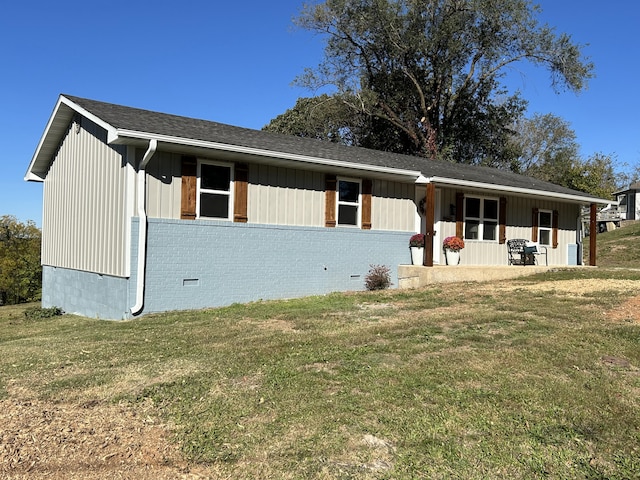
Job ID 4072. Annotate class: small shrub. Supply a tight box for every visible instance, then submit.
[365,264,392,291]
[24,306,64,320]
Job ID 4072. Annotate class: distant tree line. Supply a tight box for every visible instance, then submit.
[0,216,41,305]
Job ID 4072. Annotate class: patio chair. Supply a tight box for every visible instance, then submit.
[507,239,548,266]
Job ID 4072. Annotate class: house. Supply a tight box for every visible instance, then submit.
[25,95,611,320]
[614,182,640,221]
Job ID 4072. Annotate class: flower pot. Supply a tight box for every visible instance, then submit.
[410,247,424,265]
[445,249,460,265]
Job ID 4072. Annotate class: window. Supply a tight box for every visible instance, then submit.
[464,196,498,241]
[337,178,361,227]
[197,160,233,220]
[538,210,552,246]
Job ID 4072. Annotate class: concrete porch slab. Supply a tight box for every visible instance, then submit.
[397,264,586,289]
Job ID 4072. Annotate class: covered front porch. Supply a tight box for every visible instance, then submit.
[416,183,604,268]
[397,264,590,289]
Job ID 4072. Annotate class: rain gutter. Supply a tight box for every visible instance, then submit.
[425,176,612,205]
[130,139,157,316]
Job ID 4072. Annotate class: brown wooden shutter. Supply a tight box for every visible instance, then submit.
[552,209,559,248]
[499,197,507,244]
[325,174,337,227]
[180,156,197,220]
[361,179,372,230]
[531,208,539,242]
[233,163,248,223]
[455,192,464,238]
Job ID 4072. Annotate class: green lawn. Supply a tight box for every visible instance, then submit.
[590,221,640,268]
[1,225,639,478]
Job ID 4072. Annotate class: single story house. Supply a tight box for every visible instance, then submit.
[614,182,640,221]
[25,95,611,320]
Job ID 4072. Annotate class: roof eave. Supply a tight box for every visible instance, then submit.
[427,176,613,205]
[114,129,425,181]
[25,95,615,206]
[24,95,118,182]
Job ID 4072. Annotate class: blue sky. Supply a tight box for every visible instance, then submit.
[2,0,638,226]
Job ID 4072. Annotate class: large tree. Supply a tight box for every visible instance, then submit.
[511,113,580,177]
[264,94,357,144]
[510,114,620,198]
[561,153,618,200]
[272,0,593,165]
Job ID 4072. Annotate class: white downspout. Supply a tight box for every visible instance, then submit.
[130,139,157,315]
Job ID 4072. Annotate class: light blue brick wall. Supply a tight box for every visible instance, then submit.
[135,218,410,316]
[42,265,131,320]
[42,219,411,320]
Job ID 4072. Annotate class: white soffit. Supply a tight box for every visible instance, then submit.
[25,95,118,181]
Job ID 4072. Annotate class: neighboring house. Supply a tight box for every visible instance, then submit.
[614,182,640,221]
[25,95,611,320]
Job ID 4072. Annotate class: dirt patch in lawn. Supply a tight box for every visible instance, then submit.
[484,278,640,297]
[480,278,640,323]
[0,397,216,480]
[607,294,640,324]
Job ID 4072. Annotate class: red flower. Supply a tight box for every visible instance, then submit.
[409,233,425,247]
[443,236,465,251]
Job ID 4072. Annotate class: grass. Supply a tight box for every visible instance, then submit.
[588,220,640,267]
[1,226,639,478]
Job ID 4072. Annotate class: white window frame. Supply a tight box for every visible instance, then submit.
[196,159,234,220]
[538,209,553,246]
[464,195,499,242]
[336,177,362,227]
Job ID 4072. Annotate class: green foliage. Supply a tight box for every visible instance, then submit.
[278,0,593,165]
[512,113,580,176]
[591,221,640,267]
[561,152,618,200]
[364,264,392,290]
[23,305,63,320]
[511,115,619,198]
[263,94,358,144]
[0,216,42,305]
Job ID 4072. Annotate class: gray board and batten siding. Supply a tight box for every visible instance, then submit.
[41,114,133,278]
[145,149,416,231]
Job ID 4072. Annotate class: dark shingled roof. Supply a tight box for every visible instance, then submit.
[64,95,602,201]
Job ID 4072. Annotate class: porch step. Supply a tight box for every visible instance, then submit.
[397,265,585,289]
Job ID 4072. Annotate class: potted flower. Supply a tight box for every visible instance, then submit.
[443,236,465,265]
[409,233,425,265]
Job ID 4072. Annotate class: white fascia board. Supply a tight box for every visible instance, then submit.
[24,95,119,181]
[58,96,119,142]
[113,129,424,180]
[24,96,67,181]
[24,169,45,182]
[427,176,613,205]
